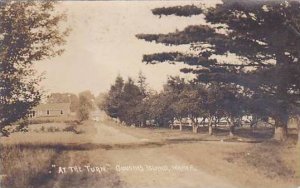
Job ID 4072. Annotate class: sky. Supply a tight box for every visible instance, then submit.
[36,1,219,96]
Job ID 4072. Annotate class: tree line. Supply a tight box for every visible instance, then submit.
[135,1,300,141]
[1,0,299,142]
[101,73,259,137]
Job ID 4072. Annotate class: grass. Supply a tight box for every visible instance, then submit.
[14,116,77,126]
[26,121,87,134]
[27,116,77,124]
[0,120,124,188]
[5,116,78,135]
[224,140,297,180]
[0,144,59,188]
[0,144,123,188]
[1,119,298,187]
[247,144,294,179]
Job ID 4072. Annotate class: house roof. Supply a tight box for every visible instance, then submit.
[33,103,70,111]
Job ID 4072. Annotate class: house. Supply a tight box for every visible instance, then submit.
[29,103,71,118]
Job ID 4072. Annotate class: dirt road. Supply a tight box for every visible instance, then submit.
[92,122,144,144]
[89,121,237,188]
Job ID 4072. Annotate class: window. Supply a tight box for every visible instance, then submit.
[61,110,63,115]
[29,111,35,118]
[47,110,49,115]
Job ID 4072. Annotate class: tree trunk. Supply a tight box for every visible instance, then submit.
[192,125,198,133]
[208,125,213,136]
[179,121,182,131]
[227,117,235,137]
[214,118,218,128]
[273,50,289,141]
[229,124,235,137]
[208,116,213,136]
[229,118,235,137]
[142,119,146,127]
[298,122,300,146]
[191,117,198,133]
[274,126,287,141]
[273,117,288,141]
[296,116,300,146]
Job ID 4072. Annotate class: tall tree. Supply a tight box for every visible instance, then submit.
[146,91,175,127]
[0,1,68,135]
[137,1,300,141]
[164,76,186,130]
[137,71,148,97]
[79,90,95,102]
[119,77,144,125]
[77,91,94,122]
[102,75,124,119]
[172,82,205,133]
[96,92,107,110]
[205,83,227,135]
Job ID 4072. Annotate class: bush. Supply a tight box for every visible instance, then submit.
[28,118,54,124]
[76,107,90,123]
[76,93,93,122]
[15,119,29,132]
[63,125,77,132]
[63,125,84,134]
[47,126,60,132]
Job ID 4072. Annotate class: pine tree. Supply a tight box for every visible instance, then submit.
[137,71,148,97]
[137,0,300,141]
[102,75,124,119]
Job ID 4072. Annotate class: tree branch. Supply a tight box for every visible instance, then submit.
[287,24,300,38]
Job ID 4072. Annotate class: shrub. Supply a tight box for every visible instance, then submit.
[47,126,60,132]
[62,125,84,134]
[15,119,29,133]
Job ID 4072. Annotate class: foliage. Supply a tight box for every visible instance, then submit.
[96,92,107,111]
[152,5,203,17]
[137,71,148,97]
[137,1,300,139]
[103,74,246,131]
[76,92,94,123]
[145,91,175,127]
[102,75,147,126]
[101,75,125,119]
[0,1,68,135]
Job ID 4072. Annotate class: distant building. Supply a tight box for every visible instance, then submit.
[90,109,107,122]
[29,103,71,118]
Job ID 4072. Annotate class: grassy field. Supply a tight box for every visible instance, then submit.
[0,121,123,188]
[0,120,299,188]
[0,145,123,188]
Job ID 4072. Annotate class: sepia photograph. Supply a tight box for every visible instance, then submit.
[0,0,300,187]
